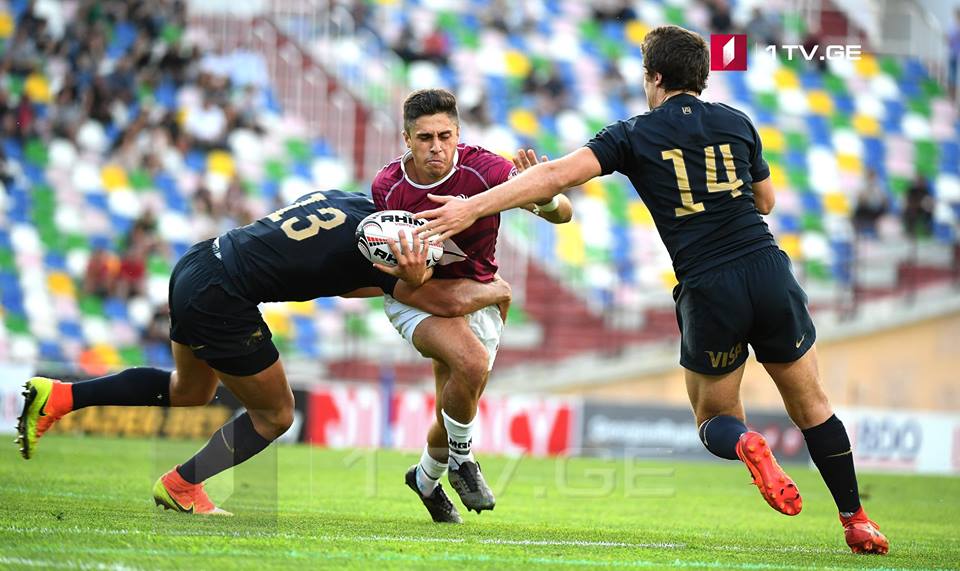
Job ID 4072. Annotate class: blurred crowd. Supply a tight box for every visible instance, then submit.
[0,0,286,367]
[1,1,269,304]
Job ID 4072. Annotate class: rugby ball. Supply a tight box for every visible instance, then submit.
[356,210,444,268]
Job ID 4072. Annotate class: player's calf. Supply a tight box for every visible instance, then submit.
[16,368,174,459]
[175,411,279,486]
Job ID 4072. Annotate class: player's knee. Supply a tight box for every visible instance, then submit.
[254,407,293,440]
[169,373,217,407]
[454,349,489,388]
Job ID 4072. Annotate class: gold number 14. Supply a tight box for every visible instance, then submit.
[661,144,743,217]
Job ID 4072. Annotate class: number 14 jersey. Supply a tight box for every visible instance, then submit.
[585,93,776,280]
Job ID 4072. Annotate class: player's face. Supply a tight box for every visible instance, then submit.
[403,113,460,182]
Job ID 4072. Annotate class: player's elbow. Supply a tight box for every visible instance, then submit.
[432,302,464,318]
[755,194,775,215]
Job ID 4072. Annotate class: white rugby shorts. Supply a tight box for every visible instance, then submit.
[382,295,504,371]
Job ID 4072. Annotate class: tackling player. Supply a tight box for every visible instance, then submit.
[372,89,573,523]
[415,27,888,554]
[17,189,511,515]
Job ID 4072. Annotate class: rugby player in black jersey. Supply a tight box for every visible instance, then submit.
[416,26,887,555]
[17,189,510,516]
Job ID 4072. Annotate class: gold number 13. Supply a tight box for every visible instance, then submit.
[661,144,743,217]
[266,191,347,241]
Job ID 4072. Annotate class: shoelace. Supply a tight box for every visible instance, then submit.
[456,463,481,491]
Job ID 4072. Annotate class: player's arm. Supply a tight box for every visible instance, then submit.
[418,147,601,241]
[513,149,573,224]
[341,287,383,298]
[522,194,573,224]
[752,176,775,215]
[393,275,512,318]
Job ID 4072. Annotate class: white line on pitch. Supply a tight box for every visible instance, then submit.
[0,557,140,571]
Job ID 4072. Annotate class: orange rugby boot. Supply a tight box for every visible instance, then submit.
[16,377,73,459]
[735,431,803,516]
[153,467,232,516]
[841,507,889,555]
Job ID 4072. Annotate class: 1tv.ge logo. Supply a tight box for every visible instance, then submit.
[710,34,862,71]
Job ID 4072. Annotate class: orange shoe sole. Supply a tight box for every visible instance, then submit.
[846,523,889,555]
[736,431,802,516]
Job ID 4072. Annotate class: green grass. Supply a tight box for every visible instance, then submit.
[2,435,959,570]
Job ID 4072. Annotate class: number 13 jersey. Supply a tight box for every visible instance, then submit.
[215,190,398,303]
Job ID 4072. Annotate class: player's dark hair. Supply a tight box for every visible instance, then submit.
[402,88,459,133]
[641,25,709,94]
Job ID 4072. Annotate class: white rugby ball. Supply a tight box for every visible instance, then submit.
[356,210,444,268]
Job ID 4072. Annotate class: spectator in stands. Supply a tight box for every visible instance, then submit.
[84,248,119,299]
[591,0,637,23]
[746,7,782,48]
[6,26,43,75]
[903,174,935,237]
[392,22,450,65]
[949,8,960,98]
[145,305,172,345]
[184,96,228,149]
[50,84,86,139]
[116,239,148,300]
[852,169,889,237]
[707,0,734,34]
[421,26,450,65]
[484,0,535,34]
[233,84,265,130]
[523,62,570,114]
[191,186,219,240]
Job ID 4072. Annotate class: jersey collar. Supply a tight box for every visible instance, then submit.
[401,148,460,189]
[662,92,699,106]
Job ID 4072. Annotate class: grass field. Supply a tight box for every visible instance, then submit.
[1,435,958,570]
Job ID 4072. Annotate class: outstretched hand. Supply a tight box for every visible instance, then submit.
[414,194,480,242]
[513,148,548,173]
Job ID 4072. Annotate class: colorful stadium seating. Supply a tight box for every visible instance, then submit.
[1,0,958,375]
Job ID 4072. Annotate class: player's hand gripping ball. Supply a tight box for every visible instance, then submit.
[357,210,444,268]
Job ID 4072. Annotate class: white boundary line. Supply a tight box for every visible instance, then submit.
[1,525,953,570]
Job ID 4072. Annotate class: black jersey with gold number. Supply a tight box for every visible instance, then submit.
[586,94,776,280]
[216,190,398,303]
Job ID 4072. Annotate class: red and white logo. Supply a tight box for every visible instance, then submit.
[710,34,747,71]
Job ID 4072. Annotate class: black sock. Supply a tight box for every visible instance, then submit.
[803,414,861,514]
[698,415,748,460]
[177,412,272,484]
[72,367,171,409]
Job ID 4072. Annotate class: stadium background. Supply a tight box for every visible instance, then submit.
[0,0,958,479]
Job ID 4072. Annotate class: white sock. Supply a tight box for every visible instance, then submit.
[442,409,476,468]
[416,447,446,497]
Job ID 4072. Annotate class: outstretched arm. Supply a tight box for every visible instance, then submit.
[417,147,602,241]
[393,275,512,318]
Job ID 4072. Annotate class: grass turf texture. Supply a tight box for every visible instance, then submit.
[1,435,958,570]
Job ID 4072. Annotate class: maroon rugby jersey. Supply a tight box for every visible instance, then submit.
[372,144,516,282]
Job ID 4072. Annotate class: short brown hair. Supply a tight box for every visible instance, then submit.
[402,88,459,133]
[641,25,709,94]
